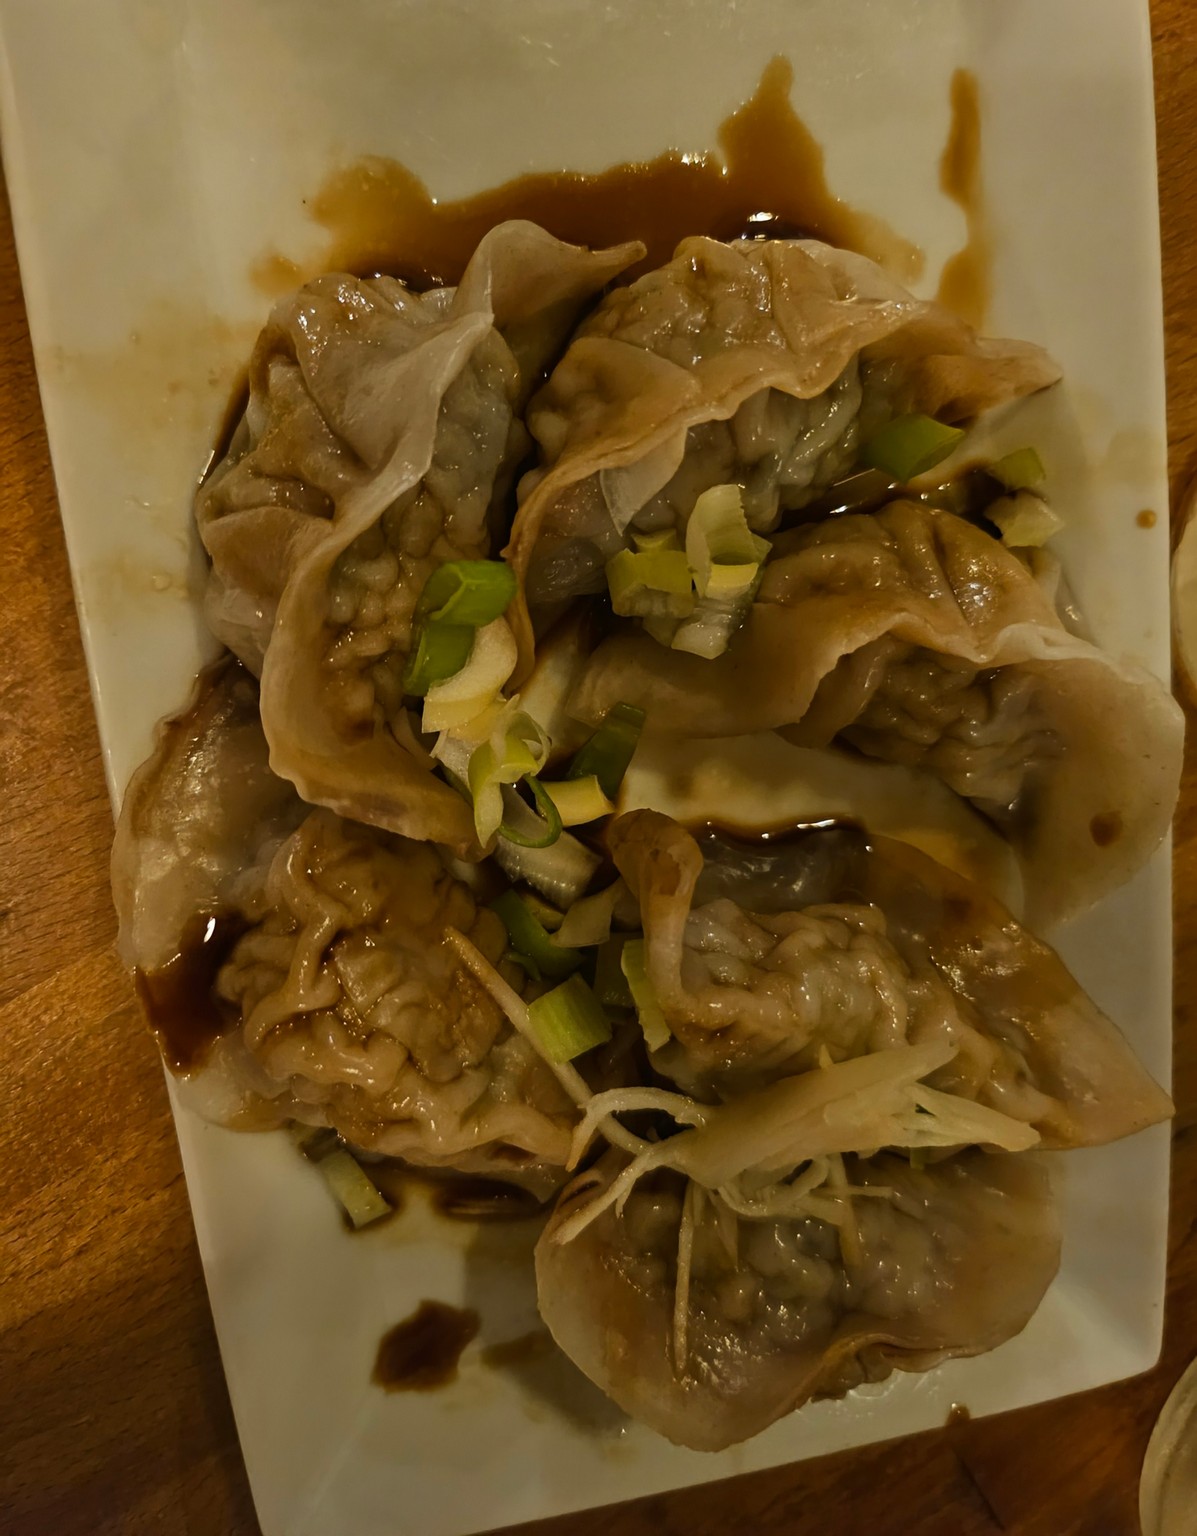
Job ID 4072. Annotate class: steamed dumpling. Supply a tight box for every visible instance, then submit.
[606,809,1172,1146]
[198,222,641,849]
[507,235,1060,637]
[112,661,575,1188]
[577,503,1183,926]
[537,1149,1059,1451]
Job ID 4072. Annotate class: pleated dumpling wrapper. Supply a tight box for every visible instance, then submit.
[198,222,642,851]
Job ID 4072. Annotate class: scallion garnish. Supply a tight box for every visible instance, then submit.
[605,548,695,619]
[685,483,769,599]
[402,620,475,696]
[468,714,547,843]
[416,559,518,627]
[491,890,583,979]
[526,974,613,1063]
[620,937,671,1051]
[990,447,1046,492]
[541,774,614,827]
[567,703,646,799]
[861,414,966,482]
[498,776,564,849]
[594,937,634,1009]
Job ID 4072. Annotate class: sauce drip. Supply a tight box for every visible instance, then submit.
[936,69,989,329]
[373,1300,480,1391]
[134,911,247,1072]
[945,1402,972,1427]
[1090,811,1124,848]
[1137,508,1158,529]
[255,57,923,293]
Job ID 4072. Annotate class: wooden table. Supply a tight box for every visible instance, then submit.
[3,8,1196,1533]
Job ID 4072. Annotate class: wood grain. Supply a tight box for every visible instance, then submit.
[2,7,1195,1534]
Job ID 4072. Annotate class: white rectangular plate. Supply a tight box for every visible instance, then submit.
[0,2,1171,1533]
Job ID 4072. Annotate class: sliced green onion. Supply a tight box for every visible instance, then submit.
[468,713,548,844]
[989,491,1064,549]
[498,776,563,848]
[526,974,613,1063]
[422,618,517,733]
[990,447,1046,493]
[606,548,695,619]
[416,559,518,627]
[670,594,753,660]
[541,775,614,828]
[620,938,671,1052]
[567,702,646,798]
[503,948,542,983]
[553,880,624,949]
[305,1144,391,1229]
[520,891,565,932]
[685,484,770,598]
[594,937,634,1009]
[491,890,582,979]
[861,414,966,482]
[402,620,475,696]
[493,813,601,907]
[631,527,682,553]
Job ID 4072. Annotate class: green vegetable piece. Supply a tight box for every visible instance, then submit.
[861,414,967,482]
[491,890,583,979]
[416,559,518,627]
[620,937,670,1051]
[594,937,634,1010]
[567,702,647,798]
[498,776,564,849]
[527,974,613,1063]
[402,620,475,696]
[606,547,695,618]
[990,447,1046,492]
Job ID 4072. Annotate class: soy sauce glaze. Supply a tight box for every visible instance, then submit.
[134,911,247,1072]
[373,1300,481,1392]
[252,57,924,295]
[936,68,989,328]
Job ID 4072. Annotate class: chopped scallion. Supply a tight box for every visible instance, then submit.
[567,703,646,798]
[468,714,548,843]
[311,1147,392,1229]
[402,620,475,696]
[861,414,966,482]
[491,890,583,978]
[498,776,563,848]
[526,974,613,1063]
[606,548,695,619]
[631,527,682,553]
[416,559,518,627]
[541,774,614,827]
[594,937,634,1009]
[990,447,1046,492]
[685,484,769,598]
[620,938,671,1051]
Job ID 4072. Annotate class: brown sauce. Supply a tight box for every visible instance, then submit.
[945,1402,972,1427]
[134,910,247,1072]
[936,69,989,329]
[1137,508,1158,529]
[372,1300,480,1391]
[366,1162,545,1224]
[1090,811,1124,848]
[255,57,923,294]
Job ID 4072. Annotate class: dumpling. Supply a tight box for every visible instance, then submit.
[112,661,576,1189]
[506,235,1060,636]
[536,1148,1059,1451]
[606,809,1172,1144]
[198,222,641,849]
[575,502,1183,926]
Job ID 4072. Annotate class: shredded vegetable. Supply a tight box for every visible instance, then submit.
[553,880,625,948]
[467,711,549,843]
[606,547,695,619]
[421,618,517,732]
